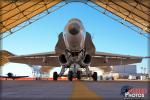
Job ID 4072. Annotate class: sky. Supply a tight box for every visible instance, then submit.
[1,2,149,77]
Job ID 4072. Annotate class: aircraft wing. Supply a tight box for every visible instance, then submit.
[11,76,29,78]
[12,76,29,78]
[6,51,60,67]
[0,76,29,78]
[0,76,10,78]
[91,52,142,67]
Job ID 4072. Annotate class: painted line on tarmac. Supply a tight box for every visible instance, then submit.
[70,81,103,100]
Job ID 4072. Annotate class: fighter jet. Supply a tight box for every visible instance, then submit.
[1,18,145,81]
[0,72,29,80]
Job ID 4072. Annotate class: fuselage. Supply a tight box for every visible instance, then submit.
[63,18,85,52]
[57,18,92,67]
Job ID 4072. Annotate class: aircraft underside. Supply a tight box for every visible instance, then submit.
[53,63,98,81]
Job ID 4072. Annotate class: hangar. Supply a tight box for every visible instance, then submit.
[0,0,150,72]
[0,0,150,39]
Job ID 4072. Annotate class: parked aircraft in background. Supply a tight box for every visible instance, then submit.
[0,72,29,80]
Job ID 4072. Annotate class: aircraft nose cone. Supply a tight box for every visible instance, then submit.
[69,28,79,35]
[68,23,80,35]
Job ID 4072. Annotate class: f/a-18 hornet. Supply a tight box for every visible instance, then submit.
[1,18,145,81]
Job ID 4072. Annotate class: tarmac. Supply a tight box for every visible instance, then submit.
[0,80,149,100]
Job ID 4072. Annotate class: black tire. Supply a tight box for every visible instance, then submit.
[92,72,97,81]
[68,71,73,81]
[76,71,81,80]
[53,72,58,81]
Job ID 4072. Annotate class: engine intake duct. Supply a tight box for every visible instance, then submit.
[59,54,67,64]
[83,54,91,65]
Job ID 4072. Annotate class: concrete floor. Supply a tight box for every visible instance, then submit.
[0,80,149,100]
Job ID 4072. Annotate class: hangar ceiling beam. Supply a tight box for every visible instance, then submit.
[0,0,150,40]
[90,0,150,33]
[0,0,63,35]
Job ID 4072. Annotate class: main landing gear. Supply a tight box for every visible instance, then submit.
[76,71,81,80]
[53,72,58,81]
[52,64,98,81]
[92,72,98,81]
